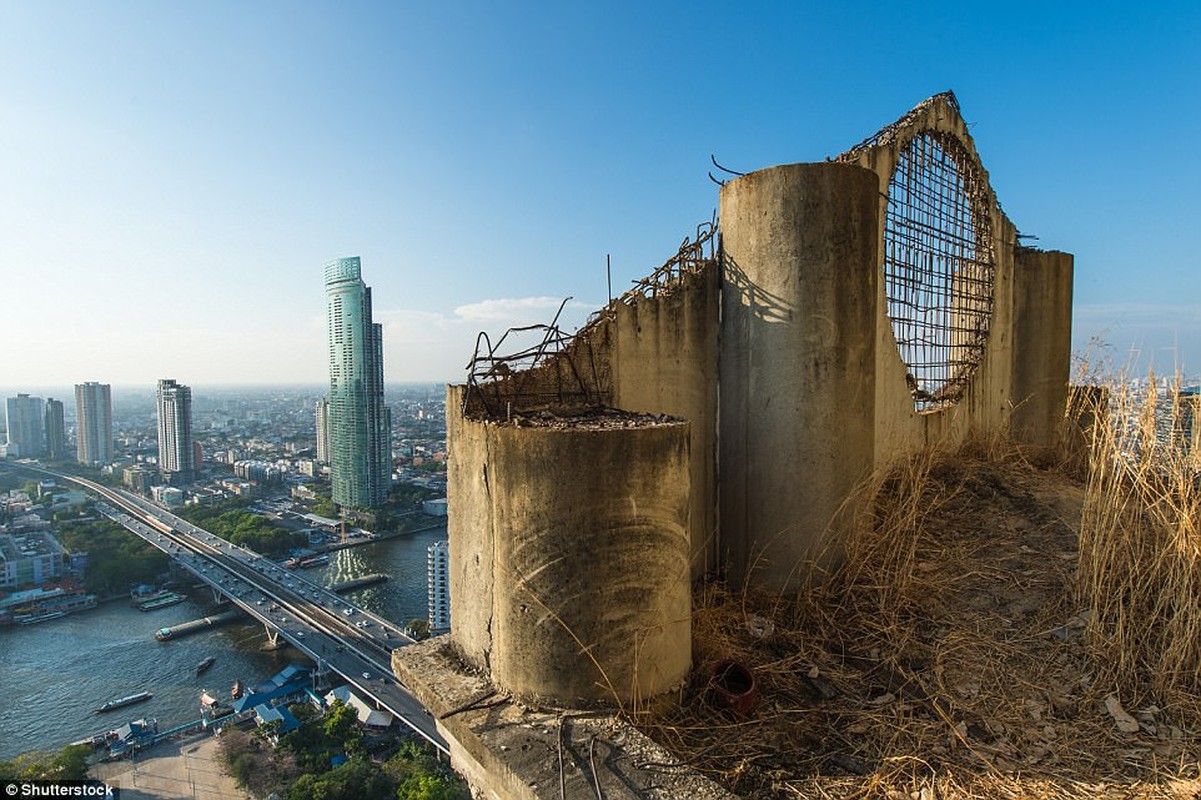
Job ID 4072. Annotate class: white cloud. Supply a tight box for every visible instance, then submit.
[451,296,593,324]
[1075,304,1201,328]
[375,297,600,382]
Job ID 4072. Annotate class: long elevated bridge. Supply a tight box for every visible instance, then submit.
[13,464,447,754]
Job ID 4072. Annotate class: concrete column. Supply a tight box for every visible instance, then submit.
[488,417,691,707]
[718,162,879,590]
[611,266,720,580]
[1011,248,1074,453]
[447,385,496,671]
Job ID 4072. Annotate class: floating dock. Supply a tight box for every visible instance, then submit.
[155,609,243,641]
[331,573,389,593]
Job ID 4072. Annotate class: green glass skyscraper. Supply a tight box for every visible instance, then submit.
[326,257,391,509]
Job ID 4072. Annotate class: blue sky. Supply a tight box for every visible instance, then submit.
[2,1,1198,389]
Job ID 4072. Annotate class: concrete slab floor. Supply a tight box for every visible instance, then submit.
[89,734,248,800]
[393,636,735,800]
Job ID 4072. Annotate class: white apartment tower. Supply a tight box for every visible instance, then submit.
[156,379,195,484]
[427,539,450,631]
[74,382,113,466]
[4,394,45,458]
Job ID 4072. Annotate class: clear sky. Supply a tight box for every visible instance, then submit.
[2,1,1198,392]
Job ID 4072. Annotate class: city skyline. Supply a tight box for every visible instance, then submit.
[1,4,1198,386]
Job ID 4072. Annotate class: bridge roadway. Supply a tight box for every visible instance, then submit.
[16,465,447,754]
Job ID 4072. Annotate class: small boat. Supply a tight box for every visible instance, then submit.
[95,690,153,713]
[196,656,216,675]
[16,610,69,625]
[136,590,186,612]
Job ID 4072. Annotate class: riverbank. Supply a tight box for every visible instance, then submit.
[89,732,246,799]
[319,518,445,553]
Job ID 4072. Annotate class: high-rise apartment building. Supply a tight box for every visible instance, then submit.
[315,397,331,464]
[156,379,195,485]
[325,257,391,508]
[44,399,66,460]
[5,394,45,458]
[427,539,450,631]
[74,382,113,466]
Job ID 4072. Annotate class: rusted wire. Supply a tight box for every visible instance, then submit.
[837,90,960,162]
[882,130,995,411]
[461,217,719,420]
[621,213,717,303]
[462,297,600,419]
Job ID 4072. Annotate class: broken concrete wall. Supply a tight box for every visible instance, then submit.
[839,93,1020,463]
[609,266,720,578]
[718,93,1075,588]
[456,263,719,582]
[1011,248,1075,452]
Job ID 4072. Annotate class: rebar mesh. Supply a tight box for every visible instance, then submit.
[884,130,995,411]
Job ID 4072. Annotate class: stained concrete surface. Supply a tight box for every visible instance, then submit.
[393,637,735,800]
[89,734,246,800]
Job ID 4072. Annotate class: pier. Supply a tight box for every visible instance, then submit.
[330,573,389,593]
[154,609,243,641]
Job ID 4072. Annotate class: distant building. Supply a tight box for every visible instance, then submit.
[156,379,195,484]
[324,685,394,729]
[0,530,65,589]
[5,394,45,458]
[428,539,450,631]
[315,397,330,464]
[150,485,184,508]
[253,703,300,744]
[325,257,391,508]
[74,382,113,465]
[123,465,158,495]
[422,497,448,517]
[44,398,66,460]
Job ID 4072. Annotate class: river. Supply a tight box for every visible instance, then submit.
[0,525,448,760]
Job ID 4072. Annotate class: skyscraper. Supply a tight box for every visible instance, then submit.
[325,257,391,508]
[427,539,450,632]
[5,394,45,458]
[156,379,195,485]
[315,397,331,465]
[44,398,66,460]
[74,382,113,466]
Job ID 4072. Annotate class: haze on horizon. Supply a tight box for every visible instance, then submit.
[2,2,1198,389]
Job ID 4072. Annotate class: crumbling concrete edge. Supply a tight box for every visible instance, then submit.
[393,636,737,800]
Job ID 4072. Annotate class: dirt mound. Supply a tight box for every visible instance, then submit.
[639,449,1201,799]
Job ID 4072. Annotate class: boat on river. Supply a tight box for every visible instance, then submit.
[95,690,153,713]
[196,656,216,675]
[136,590,186,611]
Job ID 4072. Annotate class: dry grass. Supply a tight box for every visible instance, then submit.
[1076,377,1201,709]
[635,419,1201,799]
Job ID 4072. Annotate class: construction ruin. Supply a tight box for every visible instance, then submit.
[394,91,1076,798]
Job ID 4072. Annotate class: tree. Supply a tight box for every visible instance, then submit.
[398,774,469,800]
[322,700,361,752]
[284,757,393,800]
[0,744,91,782]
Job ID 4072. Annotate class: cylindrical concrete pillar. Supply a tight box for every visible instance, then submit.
[1011,248,1074,453]
[487,414,691,707]
[718,161,879,590]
